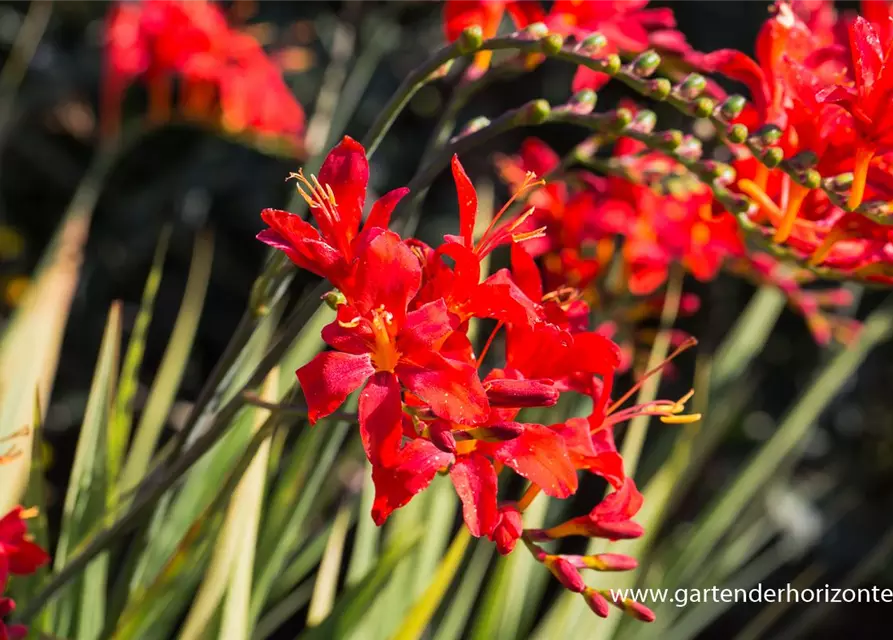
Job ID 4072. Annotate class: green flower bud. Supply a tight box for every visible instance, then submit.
[632,50,661,77]
[648,78,672,100]
[692,97,715,118]
[719,94,747,121]
[540,33,565,55]
[760,146,784,168]
[678,73,707,100]
[726,123,748,144]
[458,25,483,54]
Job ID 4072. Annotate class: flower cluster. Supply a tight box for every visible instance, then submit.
[0,507,48,640]
[259,137,702,620]
[103,0,305,144]
[704,0,893,283]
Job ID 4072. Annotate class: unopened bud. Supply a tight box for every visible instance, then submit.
[458,26,483,54]
[702,160,735,185]
[799,168,821,190]
[584,588,611,617]
[692,97,715,118]
[760,146,784,168]
[755,124,783,146]
[787,150,818,171]
[602,591,656,622]
[522,99,551,125]
[719,94,747,120]
[611,107,634,131]
[491,504,523,555]
[581,553,639,571]
[726,123,748,144]
[648,78,671,100]
[831,172,854,191]
[523,22,550,39]
[578,32,607,53]
[658,129,683,150]
[540,33,565,55]
[602,53,622,75]
[632,50,661,77]
[631,110,656,134]
[677,73,706,100]
[545,556,587,592]
[570,89,598,113]
[323,289,346,309]
[485,378,559,407]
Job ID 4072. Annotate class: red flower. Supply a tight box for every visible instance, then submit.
[0,507,48,640]
[103,0,305,141]
[297,229,489,467]
[258,136,409,290]
[819,16,893,208]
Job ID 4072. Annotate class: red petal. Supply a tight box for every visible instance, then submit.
[258,209,344,279]
[519,137,560,177]
[490,424,578,498]
[371,439,453,524]
[318,136,369,242]
[296,351,373,422]
[443,0,505,41]
[397,299,455,354]
[849,16,884,92]
[449,452,499,537]
[469,269,543,327]
[348,228,421,323]
[510,244,543,302]
[359,372,404,467]
[451,155,478,247]
[396,351,490,425]
[362,187,410,234]
[571,66,611,93]
[505,1,545,28]
[321,306,373,355]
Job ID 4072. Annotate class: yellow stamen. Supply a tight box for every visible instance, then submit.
[606,337,698,416]
[19,506,39,519]
[849,146,875,210]
[660,413,702,424]
[477,172,545,252]
[512,226,548,244]
[738,178,784,224]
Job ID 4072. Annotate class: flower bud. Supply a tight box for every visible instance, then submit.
[691,97,715,118]
[523,22,550,39]
[831,172,854,191]
[569,89,598,114]
[760,146,784,168]
[457,116,491,139]
[632,50,661,77]
[485,378,559,408]
[603,53,622,75]
[726,123,748,144]
[787,150,818,171]
[677,73,706,100]
[544,556,587,592]
[323,289,346,310]
[611,107,634,131]
[490,504,523,554]
[657,129,683,150]
[648,78,671,100]
[458,26,483,54]
[581,553,639,571]
[631,110,656,134]
[719,94,747,120]
[578,32,607,53]
[799,168,821,190]
[602,590,656,622]
[522,99,551,125]
[540,33,565,55]
[584,588,611,617]
[755,124,783,146]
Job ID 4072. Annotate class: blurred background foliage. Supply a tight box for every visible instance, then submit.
[1,1,892,638]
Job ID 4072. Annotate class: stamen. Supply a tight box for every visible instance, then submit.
[660,413,702,424]
[606,337,698,415]
[738,178,784,224]
[477,321,504,368]
[512,226,548,243]
[477,172,545,253]
[19,506,39,519]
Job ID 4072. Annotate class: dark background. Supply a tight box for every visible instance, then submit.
[1,1,890,638]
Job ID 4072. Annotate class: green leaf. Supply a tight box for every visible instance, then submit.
[109,227,171,486]
[50,303,121,639]
[297,534,421,640]
[117,230,214,508]
[306,504,353,626]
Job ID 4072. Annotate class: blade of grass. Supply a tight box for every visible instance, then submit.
[118,230,214,507]
[344,463,379,586]
[109,226,171,485]
[306,504,353,626]
[432,542,494,640]
[392,528,472,640]
[49,303,121,639]
[664,294,893,592]
[180,369,278,640]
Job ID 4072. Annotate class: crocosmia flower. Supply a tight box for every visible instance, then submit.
[0,507,49,640]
